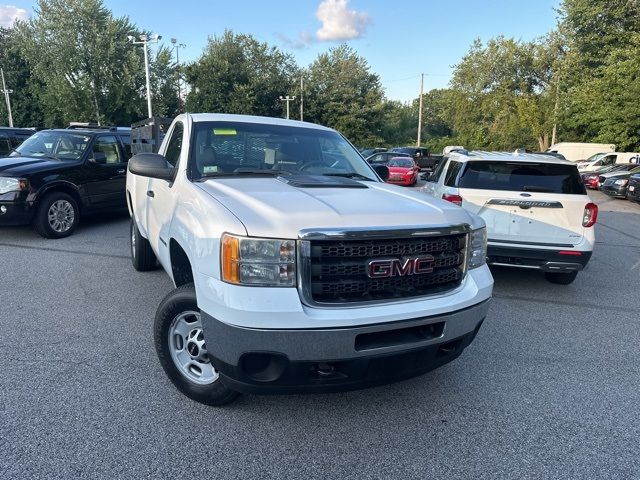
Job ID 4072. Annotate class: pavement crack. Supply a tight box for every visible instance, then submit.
[493,293,638,314]
[0,242,129,260]
[597,222,640,244]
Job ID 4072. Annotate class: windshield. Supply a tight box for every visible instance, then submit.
[458,161,586,194]
[388,158,414,168]
[190,122,378,181]
[584,153,606,162]
[390,147,416,155]
[13,131,91,160]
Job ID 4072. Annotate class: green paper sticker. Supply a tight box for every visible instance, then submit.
[203,165,219,173]
[213,128,237,135]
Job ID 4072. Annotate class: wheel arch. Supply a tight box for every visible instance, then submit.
[35,182,83,212]
[169,239,194,288]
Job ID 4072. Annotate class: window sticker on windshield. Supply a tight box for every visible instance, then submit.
[203,165,219,174]
[213,129,237,136]
[265,148,275,165]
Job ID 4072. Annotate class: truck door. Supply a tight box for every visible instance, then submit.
[145,121,185,268]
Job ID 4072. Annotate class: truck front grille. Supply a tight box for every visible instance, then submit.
[302,232,468,304]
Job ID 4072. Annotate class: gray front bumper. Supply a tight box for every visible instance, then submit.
[202,300,490,366]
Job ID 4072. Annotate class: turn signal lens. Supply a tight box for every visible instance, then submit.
[221,234,240,284]
[582,203,598,227]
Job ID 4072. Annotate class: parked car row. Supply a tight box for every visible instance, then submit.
[580,163,640,200]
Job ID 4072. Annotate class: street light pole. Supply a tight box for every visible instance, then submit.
[1,68,14,128]
[417,73,424,147]
[128,34,162,119]
[279,95,296,119]
[171,38,186,111]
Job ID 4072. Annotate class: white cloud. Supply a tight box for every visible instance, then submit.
[0,4,28,27]
[316,0,370,41]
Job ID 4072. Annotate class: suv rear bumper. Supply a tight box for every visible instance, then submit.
[201,300,489,394]
[487,244,592,272]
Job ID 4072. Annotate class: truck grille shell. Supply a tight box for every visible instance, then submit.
[298,227,469,306]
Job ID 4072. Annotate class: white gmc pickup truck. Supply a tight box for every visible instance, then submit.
[126,113,493,406]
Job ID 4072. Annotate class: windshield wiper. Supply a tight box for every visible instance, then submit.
[201,169,290,178]
[521,185,554,192]
[323,172,375,181]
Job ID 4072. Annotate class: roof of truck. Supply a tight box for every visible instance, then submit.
[187,113,333,131]
[450,150,575,165]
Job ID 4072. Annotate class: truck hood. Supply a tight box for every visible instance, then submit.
[196,176,478,238]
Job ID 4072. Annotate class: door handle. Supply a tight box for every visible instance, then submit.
[116,169,125,174]
[147,190,155,198]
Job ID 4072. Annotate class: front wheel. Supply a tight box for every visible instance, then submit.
[544,271,578,285]
[33,191,80,238]
[154,283,239,406]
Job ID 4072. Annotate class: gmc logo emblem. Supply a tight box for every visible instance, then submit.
[367,255,436,278]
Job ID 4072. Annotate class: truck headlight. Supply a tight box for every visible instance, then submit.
[614,179,629,186]
[0,177,28,195]
[468,227,487,269]
[221,234,296,286]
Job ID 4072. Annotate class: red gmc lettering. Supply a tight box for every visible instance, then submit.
[367,255,435,278]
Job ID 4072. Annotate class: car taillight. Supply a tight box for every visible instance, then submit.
[582,203,598,227]
[442,193,463,206]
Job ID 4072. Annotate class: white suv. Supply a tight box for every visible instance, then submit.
[423,151,597,285]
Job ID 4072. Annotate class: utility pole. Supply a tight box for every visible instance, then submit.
[417,73,424,147]
[300,76,304,121]
[1,68,14,128]
[551,74,561,147]
[279,95,296,120]
[128,34,162,118]
[171,38,186,111]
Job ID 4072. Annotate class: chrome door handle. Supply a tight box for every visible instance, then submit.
[117,169,125,174]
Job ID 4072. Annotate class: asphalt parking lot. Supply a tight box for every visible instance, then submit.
[1,188,639,479]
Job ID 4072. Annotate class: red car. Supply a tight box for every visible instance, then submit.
[385,157,420,186]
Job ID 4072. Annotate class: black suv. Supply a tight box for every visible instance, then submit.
[0,127,36,158]
[0,127,131,238]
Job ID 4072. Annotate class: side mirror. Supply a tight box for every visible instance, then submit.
[372,164,389,182]
[129,153,175,181]
[90,152,107,165]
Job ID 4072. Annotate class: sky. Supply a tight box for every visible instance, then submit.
[0,0,561,102]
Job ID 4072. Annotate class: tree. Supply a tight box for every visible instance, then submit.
[304,44,386,146]
[185,30,298,117]
[0,27,44,127]
[15,0,148,127]
[448,37,558,150]
[556,0,640,150]
[150,46,180,118]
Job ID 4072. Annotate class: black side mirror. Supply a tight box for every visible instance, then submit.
[372,164,389,182]
[90,152,107,165]
[129,153,175,181]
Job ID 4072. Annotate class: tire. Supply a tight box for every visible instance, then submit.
[154,283,240,406]
[544,271,578,285]
[130,218,157,271]
[33,191,80,238]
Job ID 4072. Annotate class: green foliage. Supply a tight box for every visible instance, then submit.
[184,30,298,117]
[0,27,44,127]
[303,44,386,146]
